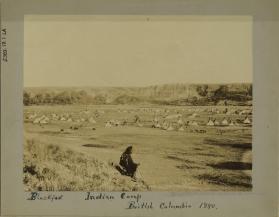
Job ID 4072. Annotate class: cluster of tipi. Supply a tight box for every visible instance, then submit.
[150,116,251,132]
[152,118,199,131]
[206,116,251,126]
[27,113,97,125]
[26,108,252,129]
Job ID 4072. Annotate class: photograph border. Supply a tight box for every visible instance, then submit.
[1,0,278,216]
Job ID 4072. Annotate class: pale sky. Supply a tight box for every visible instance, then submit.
[24,15,252,87]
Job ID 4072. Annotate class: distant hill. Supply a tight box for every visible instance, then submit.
[24,83,252,106]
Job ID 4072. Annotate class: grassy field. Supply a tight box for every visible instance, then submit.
[24,104,252,191]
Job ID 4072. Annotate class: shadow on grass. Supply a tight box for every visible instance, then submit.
[208,162,252,170]
[176,164,204,170]
[193,147,203,151]
[196,173,252,188]
[41,130,71,135]
[204,138,252,150]
[82,144,113,149]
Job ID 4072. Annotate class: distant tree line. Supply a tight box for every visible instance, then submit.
[165,84,252,106]
[23,84,252,106]
[23,90,105,106]
[210,85,252,102]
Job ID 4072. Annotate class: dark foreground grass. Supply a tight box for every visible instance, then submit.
[208,162,252,170]
[23,139,149,191]
[195,171,252,188]
[204,138,252,150]
[165,136,252,191]
[195,137,252,189]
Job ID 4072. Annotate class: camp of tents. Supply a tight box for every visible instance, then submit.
[25,106,252,134]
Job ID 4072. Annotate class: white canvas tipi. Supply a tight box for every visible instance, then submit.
[243,117,251,124]
[207,119,214,126]
[167,125,174,131]
[221,118,229,126]
[105,122,112,128]
[178,126,185,131]
[177,119,184,125]
[89,117,96,124]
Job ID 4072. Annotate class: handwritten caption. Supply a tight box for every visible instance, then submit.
[27,192,218,211]
[1,28,8,62]
[27,192,63,202]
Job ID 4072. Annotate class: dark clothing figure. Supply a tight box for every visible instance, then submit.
[134,115,140,123]
[119,146,139,177]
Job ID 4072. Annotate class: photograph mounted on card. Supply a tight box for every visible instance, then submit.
[1,0,278,217]
[23,15,253,192]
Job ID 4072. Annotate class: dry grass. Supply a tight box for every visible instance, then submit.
[23,139,149,191]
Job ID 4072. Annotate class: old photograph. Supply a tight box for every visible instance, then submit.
[23,15,252,192]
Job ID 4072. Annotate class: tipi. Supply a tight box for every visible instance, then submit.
[243,117,251,124]
[206,118,214,126]
[221,118,229,126]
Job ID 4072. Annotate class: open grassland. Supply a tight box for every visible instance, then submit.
[24,139,149,191]
[24,105,252,191]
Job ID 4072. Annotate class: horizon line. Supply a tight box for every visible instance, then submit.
[24,82,252,89]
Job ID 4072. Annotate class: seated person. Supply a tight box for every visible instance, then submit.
[119,146,139,178]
